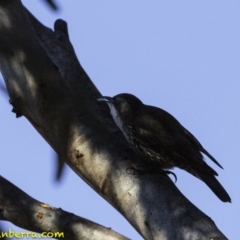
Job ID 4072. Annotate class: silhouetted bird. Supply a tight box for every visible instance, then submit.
[98,93,231,202]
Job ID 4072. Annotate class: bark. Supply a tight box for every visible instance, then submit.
[0,176,129,240]
[0,0,228,239]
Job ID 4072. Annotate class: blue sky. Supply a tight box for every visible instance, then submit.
[0,1,239,239]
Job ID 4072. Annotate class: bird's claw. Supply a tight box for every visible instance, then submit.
[126,167,177,183]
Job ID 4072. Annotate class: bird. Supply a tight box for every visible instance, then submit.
[98,93,231,202]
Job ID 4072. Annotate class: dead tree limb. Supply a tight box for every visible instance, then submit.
[0,176,129,240]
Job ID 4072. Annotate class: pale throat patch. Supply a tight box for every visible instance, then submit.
[108,103,124,132]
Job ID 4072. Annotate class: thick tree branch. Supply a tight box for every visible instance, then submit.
[0,0,228,239]
[0,176,129,240]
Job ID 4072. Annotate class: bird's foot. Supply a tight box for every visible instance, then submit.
[126,166,177,182]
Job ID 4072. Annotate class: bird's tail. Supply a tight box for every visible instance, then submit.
[194,171,231,203]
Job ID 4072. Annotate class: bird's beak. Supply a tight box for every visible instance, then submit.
[97,96,112,102]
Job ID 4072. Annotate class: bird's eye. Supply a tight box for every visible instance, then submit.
[113,97,121,104]
[112,98,117,104]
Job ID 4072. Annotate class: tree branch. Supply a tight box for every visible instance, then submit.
[0,176,129,240]
[0,0,228,239]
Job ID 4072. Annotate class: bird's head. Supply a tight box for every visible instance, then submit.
[97,93,143,124]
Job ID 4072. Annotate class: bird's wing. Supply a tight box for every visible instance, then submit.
[135,107,187,146]
[133,107,218,175]
[182,127,223,169]
[134,109,194,160]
